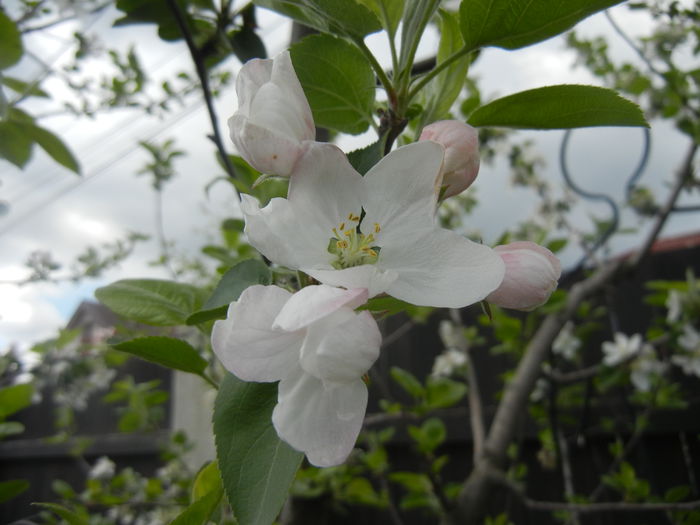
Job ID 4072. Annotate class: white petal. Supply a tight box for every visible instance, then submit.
[287,143,365,260]
[299,309,380,383]
[273,285,368,332]
[211,285,303,382]
[307,265,398,298]
[273,367,368,467]
[235,57,274,116]
[241,194,326,269]
[361,141,444,239]
[270,51,315,140]
[380,228,505,308]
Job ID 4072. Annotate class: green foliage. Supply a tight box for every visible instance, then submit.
[0,382,33,420]
[0,120,32,168]
[18,121,81,174]
[254,0,382,38]
[362,296,433,322]
[0,479,30,504]
[33,502,89,525]
[291,34,376,135]
[187,259,272,324]
[408,417,447,454]
[95,278,207,326]
[459,0,624,52]
[1,76,48,98]
[0,10,23,70]
[347,137,387,175]
[214,374,303,525]
[602,462,651,502]
[111,336,208,376]
[103,376,168,432]
[172,462,224,525]
[470,85,649,129]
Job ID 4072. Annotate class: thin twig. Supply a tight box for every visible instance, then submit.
[165,0,238,190]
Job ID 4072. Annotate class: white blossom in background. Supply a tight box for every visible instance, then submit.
[666,289,683,323]
[88,456,116,480]
[242,141,505,308]
[552,321,581,361]
[229,51,315,176]
[432,349,467,377]
[671,324,700,378]
[630,346,666,392]
[602,333,645,366]
[211,284,380,467]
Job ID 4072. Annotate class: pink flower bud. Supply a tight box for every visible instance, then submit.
[419,120,480,199]
[228,51,315,176]
[486,242,561,311]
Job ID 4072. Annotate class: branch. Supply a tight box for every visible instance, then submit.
[522,498,700,514]
[165,0,238,189]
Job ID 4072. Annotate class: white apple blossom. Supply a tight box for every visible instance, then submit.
[229,51,315,176]
[211,284,381,467]
[630,346,666,392]
[671,324,700,378]
[666,289,683,323]
[602,333,644,366]
[552,321,581,361]
[241,141,505,308]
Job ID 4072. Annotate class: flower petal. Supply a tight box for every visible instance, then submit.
[241,193,326,269]
[234,57,274,116]
[273,366,368,467]
[307,265,398,298]
[380,228,505,308]
[270,51,315,140]
[299,308,380,383]
[287,142,365,258]
[211,285,303,382]
[273,285,368,332]
[361,141,444,238]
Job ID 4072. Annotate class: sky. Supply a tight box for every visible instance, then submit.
[0,2,698,351]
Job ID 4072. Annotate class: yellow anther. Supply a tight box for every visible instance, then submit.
[374,223,381,233]
[339,222,345,231]
[350,214,360,222]
[337,240,348,249]
[344,230,352,237]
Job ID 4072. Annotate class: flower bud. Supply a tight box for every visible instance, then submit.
[419,120,480,199]
[228,51,315,176]
[486,241,561,311]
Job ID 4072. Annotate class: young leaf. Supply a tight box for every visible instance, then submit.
[0,11,23,70]
[0,383,34,420]
[171,488,223,525]
[459,0,624,52]
[95,279,206,326]
[187,259,271,325]
[111,336,208,376]
[17,122,81,174]
[192,461,222,502]
[390,367,425,399]
[0,121,33,169]
[347,137,386,175]
[254,0,381,38]
[32,503,89,525]
[291,34,376,135]
[469,85,648,129]
[214,374,303,525]
[0,479,29,504]
[1,76,49,98]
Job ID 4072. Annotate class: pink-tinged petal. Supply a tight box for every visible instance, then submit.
[419,120,480,199]
[487,241,561,311]
[306,265,399,298]
[379,228,505,308]
[228,115,307,176]
[361,141,444,239]
[287,143,365,255]
[211,285,303,382]
[273,367,368,467]
[299,309,380,383]
[273,285,368,332]
[241,194,327,269]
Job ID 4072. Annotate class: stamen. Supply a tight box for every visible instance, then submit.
[374,223,381,233]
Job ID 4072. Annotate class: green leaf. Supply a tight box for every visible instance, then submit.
[0,121,33,169]
[291,34,376,135]
[187,259,271,325]
[0,11,23,70]
[0,421,25,438]
[362,296,433,322]
[214,374,303,525]
[114,0,186,41]
[0,479,29,504]
[17,122,81,174]
[390,367,425,399]
[1,76,48,97]
[111,336,208,376]
[0,383,34,420]
[469,85,648,129]
[420,10,470,126]
[33,502,89,525]
[408,417,446,453]
[425,376,467,409]
[347,137,386,175]
[357,0,404,36]
[95,279,206,326]
[192,461,222,502]
[253,0,381,38]
[171,488,223,525]
[459,0,624,52]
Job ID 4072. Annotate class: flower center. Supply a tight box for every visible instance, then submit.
[327,213,381,269]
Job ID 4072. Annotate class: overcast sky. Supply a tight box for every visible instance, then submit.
[1,2,698,351]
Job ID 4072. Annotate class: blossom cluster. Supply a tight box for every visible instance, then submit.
[211,52,562,466]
